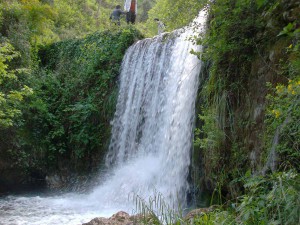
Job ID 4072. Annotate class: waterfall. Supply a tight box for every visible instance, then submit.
[0,10,207,225]
[92,33,201,208]
[91,11,206,210]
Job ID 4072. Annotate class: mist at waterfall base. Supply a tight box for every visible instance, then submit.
[0,11,206,225]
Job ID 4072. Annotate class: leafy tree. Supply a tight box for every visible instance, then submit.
[0,39,33,129]
[142,0,205,36]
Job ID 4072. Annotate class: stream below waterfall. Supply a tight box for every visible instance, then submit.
[0,11,207,225]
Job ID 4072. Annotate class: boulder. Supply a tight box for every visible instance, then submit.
[82,211,134,225]
[82,211,159,225]
[83,207,220,225]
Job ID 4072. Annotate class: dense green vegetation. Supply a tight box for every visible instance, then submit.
[0,40,33,128]
[140,0,205,36]
[0,0,143,188]
[194,0,299,192]
[25,28,142,170]
[0,28,142,184]
[191,0,300,224]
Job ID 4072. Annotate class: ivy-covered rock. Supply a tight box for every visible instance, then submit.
[0,28,143,193]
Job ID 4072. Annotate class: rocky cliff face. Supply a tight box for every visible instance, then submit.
[193,0,299,199]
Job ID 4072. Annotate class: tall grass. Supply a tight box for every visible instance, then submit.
[130,191,186,225]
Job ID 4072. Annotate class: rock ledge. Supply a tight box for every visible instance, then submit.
[83,211,140,225]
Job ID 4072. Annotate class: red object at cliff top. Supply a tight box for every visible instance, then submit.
[130,0,136,12]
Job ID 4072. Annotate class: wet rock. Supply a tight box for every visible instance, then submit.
[45,173,94,192]
[45,174,66,189]
[109,211,131,223]
[82,211,158,225]
[82,211,133,225]
[83,208,223,225]
[269,50,275,62]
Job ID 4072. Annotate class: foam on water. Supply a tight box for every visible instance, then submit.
[0,10,207,225]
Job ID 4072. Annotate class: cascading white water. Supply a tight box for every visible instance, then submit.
[0,10,206,225]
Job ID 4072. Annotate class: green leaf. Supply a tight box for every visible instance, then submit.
[278,23,294,37]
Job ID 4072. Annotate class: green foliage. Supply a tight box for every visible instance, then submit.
[1,0,59,66]
[0,0,143,174]
[265,76,300,170]
[0,0,134,66]
[277,22,298,37]
[194,108,225,151]
[131,191,185,225]
[140,0,205,36]
[193,171,300,225]
[194,0,263,195]
[138,0,155,23]
[194,106,227,190]
[237,171,300,225]
[263,17,300,171]
[0,39,33,129]
[192,1,300,224]
[19,28,142,171]
[130,173,300,225]
[194,0,300,195]
[193,210,235,225]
